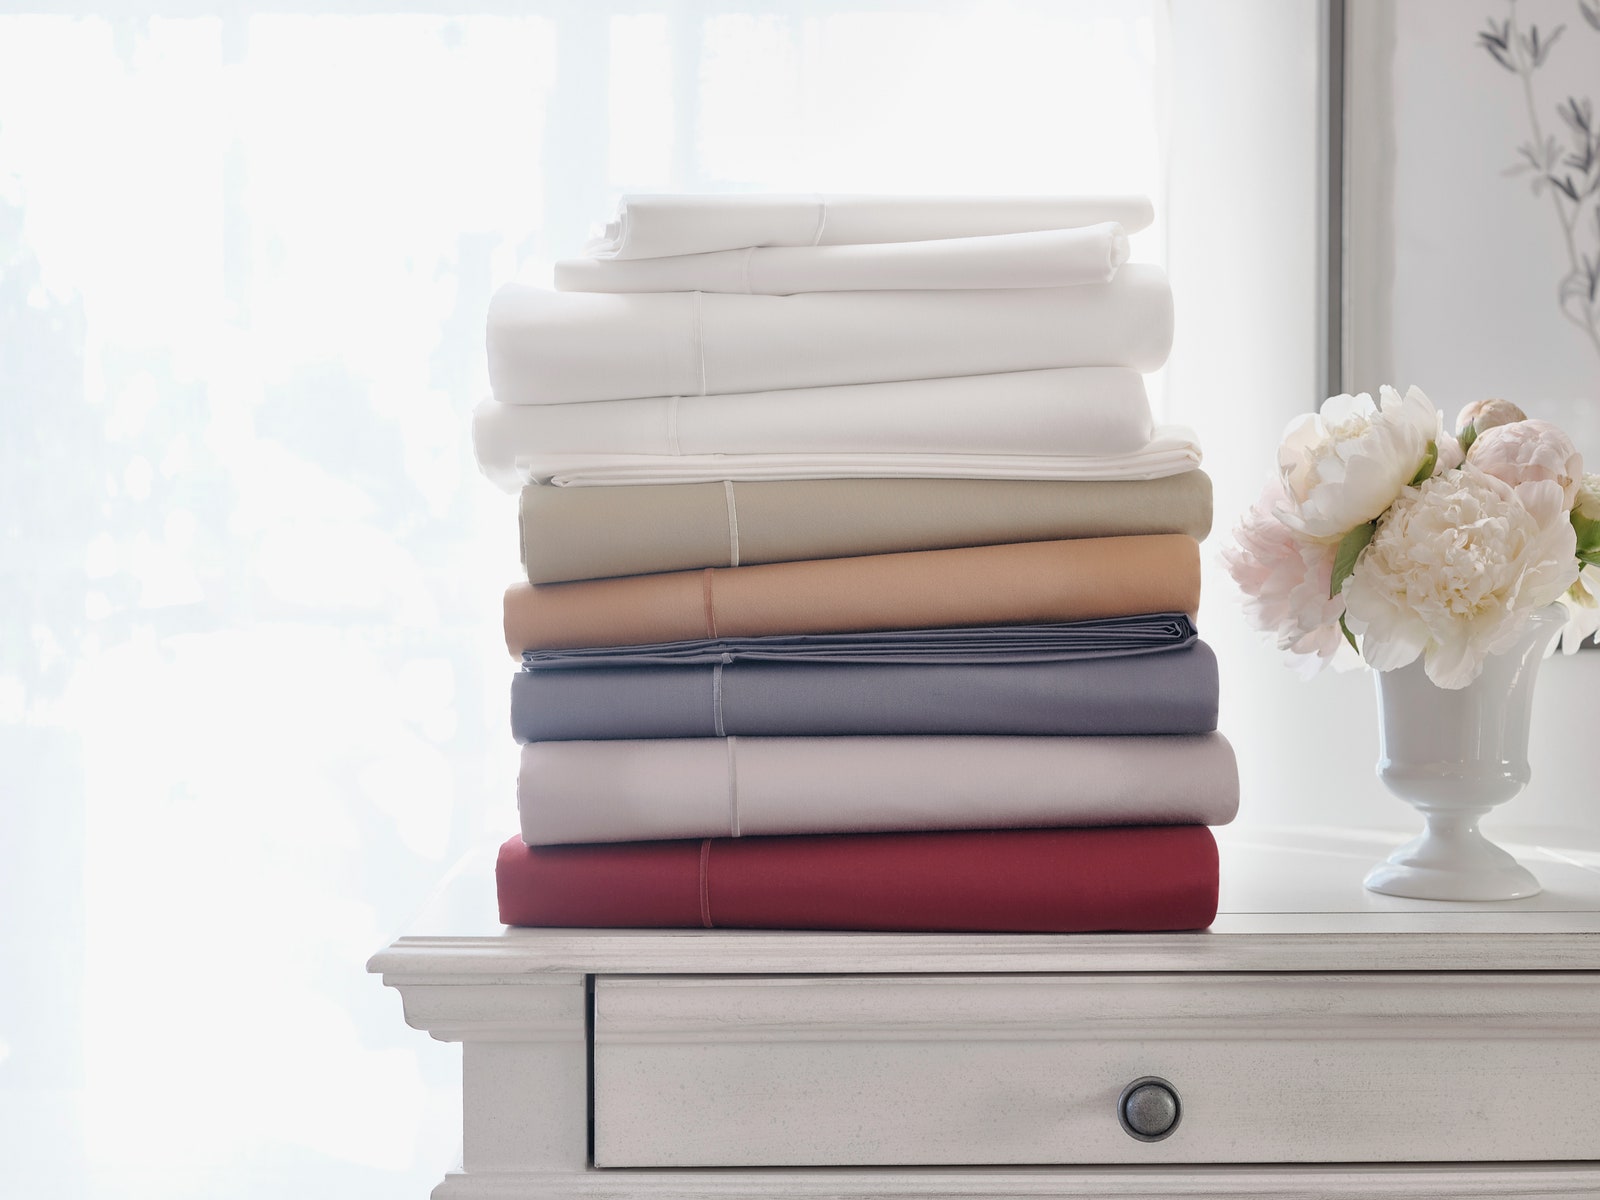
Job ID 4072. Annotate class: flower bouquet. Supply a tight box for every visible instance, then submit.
[1224,387,1598,899]
[1225,387,1598,684]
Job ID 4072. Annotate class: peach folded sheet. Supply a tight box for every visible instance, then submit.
[503,534,1201,653]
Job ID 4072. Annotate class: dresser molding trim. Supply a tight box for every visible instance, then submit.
[368,923,1600,978]
[426,1163,1600,1200]
[595,972,1600,1043]
[396,977,586,1043]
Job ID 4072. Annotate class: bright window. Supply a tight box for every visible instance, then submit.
[1,4,1164,1196]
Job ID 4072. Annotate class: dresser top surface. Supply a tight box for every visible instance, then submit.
[369,824,1600,977]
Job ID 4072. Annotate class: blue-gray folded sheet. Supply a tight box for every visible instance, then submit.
[521,612,1196,669]
[512,639,1218,741]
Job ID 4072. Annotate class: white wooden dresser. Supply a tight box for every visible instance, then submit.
[369,824,1600,1199]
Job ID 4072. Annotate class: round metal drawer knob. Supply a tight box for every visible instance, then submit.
[1117,1076,1181,1142]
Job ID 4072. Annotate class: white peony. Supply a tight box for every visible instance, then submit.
[1434,429,1467,472]
[1575,472,1600,521]
[1467,418,1584,508]
[1276,385,1446,542]
[1222,476,1349,675]
[1570,472,1600,556]
[1342,465,1579,688]
[1556,564,1600,654]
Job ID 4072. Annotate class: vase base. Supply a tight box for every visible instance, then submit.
[1364,840,1542,902]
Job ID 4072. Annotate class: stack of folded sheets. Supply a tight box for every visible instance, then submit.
[476,193,1238,933]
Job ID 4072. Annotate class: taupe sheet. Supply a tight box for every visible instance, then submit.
[503,535,1202,653]
[519,473,1212,583]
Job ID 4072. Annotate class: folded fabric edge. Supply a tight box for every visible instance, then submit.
[519,614,1201,669]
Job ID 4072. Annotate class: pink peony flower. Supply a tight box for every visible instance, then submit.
[1222,476,1349,675]
[1455,398,1527,437]
[1467,418,1584,509]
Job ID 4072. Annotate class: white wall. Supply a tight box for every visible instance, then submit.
[1168,0,1598,845]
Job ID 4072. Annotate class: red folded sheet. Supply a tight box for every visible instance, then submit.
[495,826,1219,932]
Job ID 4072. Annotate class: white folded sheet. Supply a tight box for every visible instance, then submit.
[487,264,1173,405]
[555,224,1129,294]
[585,193,1155,259]
[472,367,1152,463]
[518,733,1240,845]
[471,414,1200,491]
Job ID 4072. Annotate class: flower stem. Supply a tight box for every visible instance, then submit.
[1508,0,1600,360]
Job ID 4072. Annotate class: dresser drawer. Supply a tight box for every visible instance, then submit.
[592,972,1600,1167]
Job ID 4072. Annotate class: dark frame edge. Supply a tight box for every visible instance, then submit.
[1318,0,1346,405]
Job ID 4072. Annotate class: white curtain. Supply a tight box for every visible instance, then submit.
[0,4,1173,1197]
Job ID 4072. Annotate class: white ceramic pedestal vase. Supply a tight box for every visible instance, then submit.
[1364,604,1567,902]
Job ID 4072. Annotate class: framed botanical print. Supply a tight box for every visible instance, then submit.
[1339,0,1600,454]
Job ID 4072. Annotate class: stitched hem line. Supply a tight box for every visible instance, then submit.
[698,839,713,929]
[723,480,740,566]
[711,661,727,738]
[666,393,682,456]
[726,735,740,837]
[810,193,828,245]
[692,290,708,396]
[700,568,718,638]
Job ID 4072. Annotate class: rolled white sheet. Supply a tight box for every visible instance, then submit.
[555,224,1130,294]
[487,264,1174,405]
[471,414,1200,491]
[586,193,1154,259]
[473,368,1152,464]
[517,733,1240,845]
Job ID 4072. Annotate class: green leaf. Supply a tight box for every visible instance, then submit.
[1459,424,1478,453]
[1578,548,1600,568]
[1408,440,1439,486]
[1330,520,1379,600]
[1340,613,1359,653]
[1572,508,1600,557]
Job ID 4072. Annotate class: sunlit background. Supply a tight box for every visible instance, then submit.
[25,0,1600,1196]
[2,3,1172,1195]
[29,4,1600,1197]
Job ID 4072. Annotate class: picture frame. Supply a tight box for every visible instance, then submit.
[1333,0,1600,460]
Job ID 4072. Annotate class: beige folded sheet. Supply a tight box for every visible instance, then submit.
[503,534,1201,653]
[520,473,1213,583]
